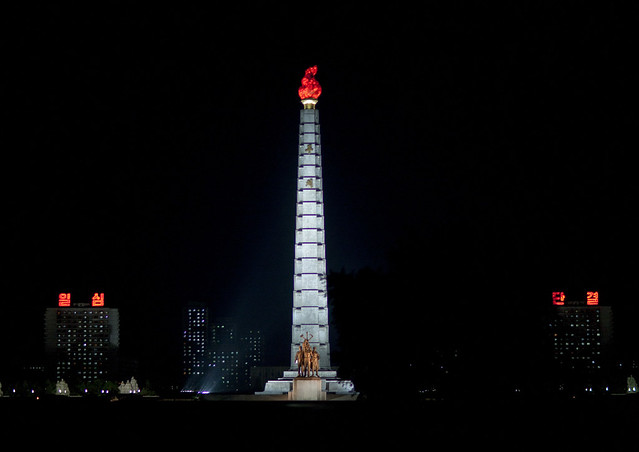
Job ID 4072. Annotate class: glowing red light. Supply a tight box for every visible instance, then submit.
[298,66,322,100]
[58,293,71,307]
[552,292,565,306]
[92,292,104,307]
[586,291,599,306]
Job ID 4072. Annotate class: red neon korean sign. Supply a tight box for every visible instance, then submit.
[552,292,565,306]
[58,293,71,307]
[91,293,105,307]
[586,291,599,306]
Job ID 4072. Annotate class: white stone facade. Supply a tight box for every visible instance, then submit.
[257,99,356,399]
[290,108,331,370]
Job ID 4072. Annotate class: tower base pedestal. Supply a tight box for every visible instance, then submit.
[256,369,358,400]
[289,377,325,401]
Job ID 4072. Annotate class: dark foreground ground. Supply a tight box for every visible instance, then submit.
[2,395,638,450]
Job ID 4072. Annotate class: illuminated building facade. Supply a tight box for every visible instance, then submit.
[208,318,263,392]
[240,328,263,377]
[182,311,264,393]
[44,293,120,384]
[549,292,613,383]
[208,318,241,392]
[182,303,209,379]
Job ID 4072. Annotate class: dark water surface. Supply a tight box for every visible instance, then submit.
[3,396,638,449]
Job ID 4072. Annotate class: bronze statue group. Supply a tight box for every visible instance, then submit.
[295,335,320,378]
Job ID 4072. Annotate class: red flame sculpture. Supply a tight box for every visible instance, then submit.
[298,66,322,100]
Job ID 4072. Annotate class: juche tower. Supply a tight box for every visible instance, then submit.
[291,65,331,370]
[259,67,355,397]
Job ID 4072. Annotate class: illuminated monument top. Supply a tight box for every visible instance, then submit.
[258,67,356,399]
[298,65,322,106]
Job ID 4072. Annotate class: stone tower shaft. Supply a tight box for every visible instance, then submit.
[290,107,331,370]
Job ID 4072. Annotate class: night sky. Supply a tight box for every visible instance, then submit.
[2,4,636,384]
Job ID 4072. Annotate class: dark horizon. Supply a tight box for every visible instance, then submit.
[2,4,636,388]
